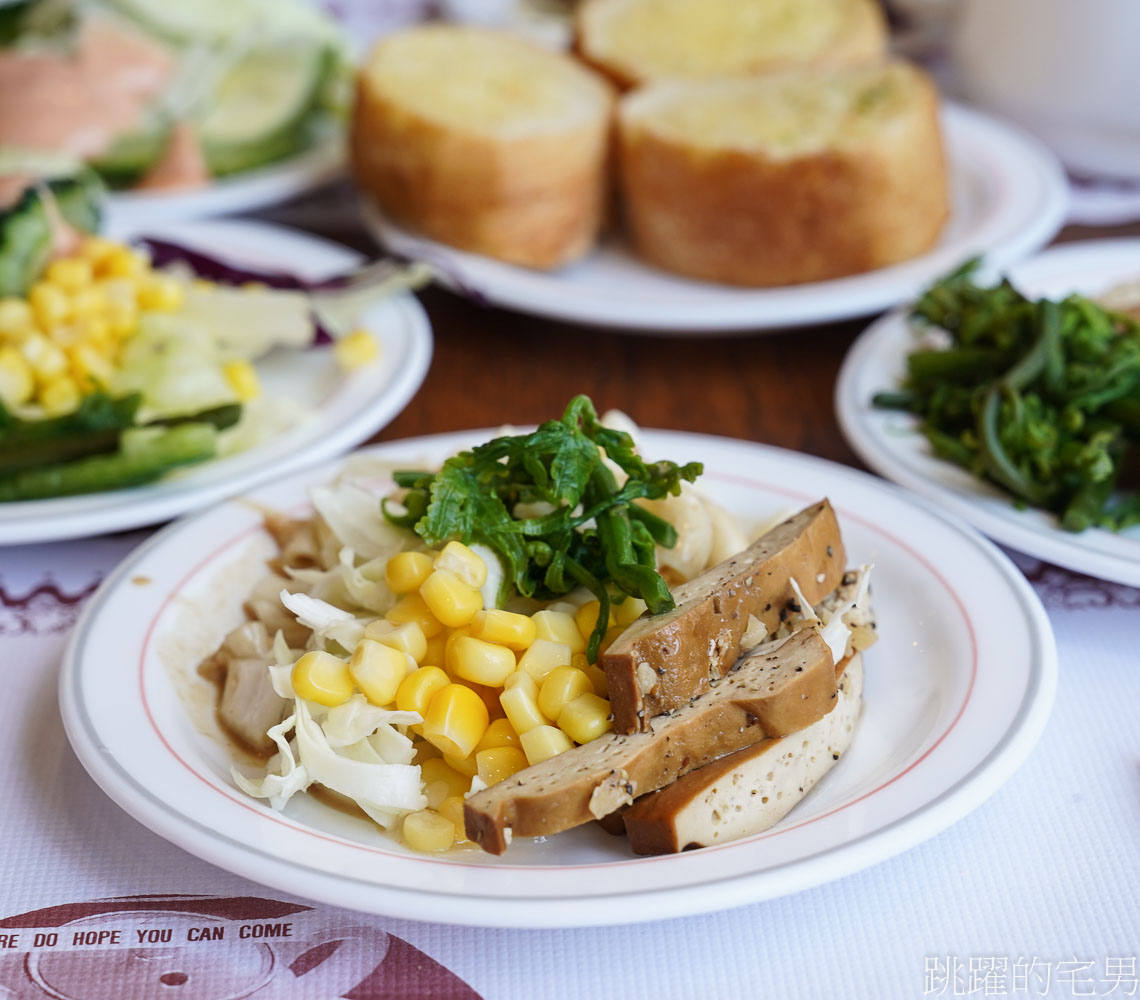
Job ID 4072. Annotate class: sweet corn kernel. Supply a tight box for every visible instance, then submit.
[502,669,538,697]
[21,333,68,379]
[79,236,117,266]
[437,795,469,843]
[386,592,444,638]
[476,746,528,786]
[73,314,112,349]
[333,328,379,370]
[419,568,482,628]
[614,596,648,625]
[499,683,548,735]
[223,360,261,402]
[67,343,114,388]
[0,346,34,406]
[100,246,147,279]
[364,619,428,663]
[349,639,406,707]
[45,257,93,292]
[137,274,184,312]
[420,757,470,809]
[395,665,450,718]
[384,550,434,594]
[538,666,593,722]
[38,374,79,416]
[422,683,488,758]
[475,717,521,753]
[517,638,572,683]
[402,809,455,853]
[468,608,535,651]
[422,629,448,667]
[443,750,478,777]
[575,600,615,641]
[69,284,108,320]
[434,540,487,589]
[0,298,34,339]
[520,724,573,766]
[531,609,586,654]
[558,692,613,744]
[29,282,70,328]
[291,650,353,707]
[446,634,515,687]
[105,298,139,339]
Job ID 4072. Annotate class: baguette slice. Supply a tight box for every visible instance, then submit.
[351,25,615,270]
[601,500,845,733]
[577,0,887,89]
[464,626,838,855]
[618,60,949,287]
[623,652,864,853]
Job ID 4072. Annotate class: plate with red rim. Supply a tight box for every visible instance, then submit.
[362,103,1068,333]
[0,217,432,545]
[836,238,1140,589]
[58,429,1056,928]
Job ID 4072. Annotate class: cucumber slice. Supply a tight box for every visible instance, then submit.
[88,112,172,188]
[0,156,103,296]
[198,42,328,177]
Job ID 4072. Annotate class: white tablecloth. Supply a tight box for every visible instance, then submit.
[0,533,1136,1000]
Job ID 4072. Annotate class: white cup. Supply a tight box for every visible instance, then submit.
[950,0,1140,180]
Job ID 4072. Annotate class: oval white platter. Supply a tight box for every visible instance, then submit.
[837,238,1140,588]
[363,103,1068,333]
[104,140,343,234]
[59,430,1057,928]
[0,218,431,545]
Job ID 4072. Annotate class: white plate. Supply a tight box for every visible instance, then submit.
[363,103,1068,332]
[104,140,343,235]
[836,238,1140,588]
[59,430,1057,928]
[0,219,431,545]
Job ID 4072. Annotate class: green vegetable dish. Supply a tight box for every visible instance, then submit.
[384,395,703,660]
[874,261,1140,532]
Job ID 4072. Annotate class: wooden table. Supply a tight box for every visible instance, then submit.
[267,192,1139,469]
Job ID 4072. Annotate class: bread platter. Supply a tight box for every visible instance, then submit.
[363,101,1066,333]
[59,429,1056,926]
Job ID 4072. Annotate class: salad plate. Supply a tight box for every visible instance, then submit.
[363,103,1068,333]
[836,239,1140,588]
[0,219,432,545]
[104,140,343,235]
[58,430,1056,927]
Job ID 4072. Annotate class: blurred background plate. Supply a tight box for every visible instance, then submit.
[0,218,431,545]
[836,238,1140,587]
[104,139,343,236]
[363,103,1068,333]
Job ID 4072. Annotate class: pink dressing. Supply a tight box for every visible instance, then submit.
[0,17,174,159]
[135,122,210,191]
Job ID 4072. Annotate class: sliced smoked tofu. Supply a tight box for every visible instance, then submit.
[618,60,949,286]
[576,0,888,89]
[623,653,864,854]
[351,25,615,270]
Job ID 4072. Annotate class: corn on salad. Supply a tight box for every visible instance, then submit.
[246,537,647,854]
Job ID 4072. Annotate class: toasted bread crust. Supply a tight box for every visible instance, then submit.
[601,500,845,733]
[618,65,949,286]
[575,0,888,90]
[352,28,615,270]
